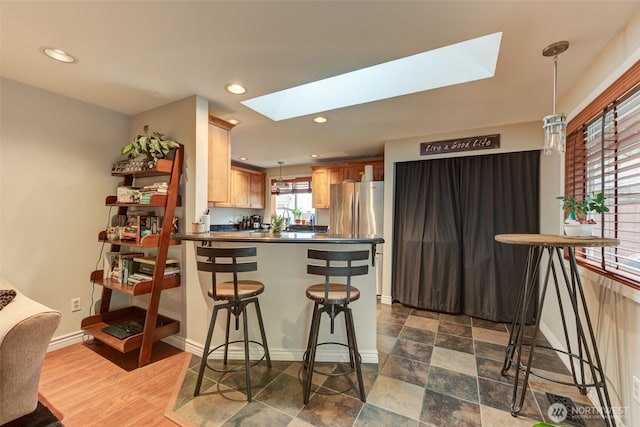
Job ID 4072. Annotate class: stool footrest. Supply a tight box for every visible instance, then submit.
[204,339,269,374]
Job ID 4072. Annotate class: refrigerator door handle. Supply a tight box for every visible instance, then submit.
[354,190,360,235]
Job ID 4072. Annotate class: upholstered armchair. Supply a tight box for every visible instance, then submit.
[0,279,61,425]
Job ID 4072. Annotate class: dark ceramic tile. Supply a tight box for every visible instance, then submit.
[438,322,472,338]
[472,317,509,332]
[474,340,508,362]
[174,369,216,411]
[377,309,410,324]
[380,354,429,387]
[426,365,479,403]
[521,346,570,375]
[435,333,474,354]
[440,313,472,326]
[476,357,515,385]
[390,338,433,363]
[297,387,364,427]
[321,362,378,400]
[377,321,404,337]
[410,308,440,320]
[222,401,292,426]
[421,388,481,427]
[354,403,419,427]
[477,377,541,420]
[218,363,282,396]
[398,326,436,345]
[253,372,307,417]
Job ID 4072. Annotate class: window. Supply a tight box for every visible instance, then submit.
[565,61,640,289]
[270,177,315,222]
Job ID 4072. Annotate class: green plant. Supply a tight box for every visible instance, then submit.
[290,208,303,219]
[271,214,285,234]
[557,192,609,223]
[120,125,180,160]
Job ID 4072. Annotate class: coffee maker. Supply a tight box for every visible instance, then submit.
[251,215,262,230]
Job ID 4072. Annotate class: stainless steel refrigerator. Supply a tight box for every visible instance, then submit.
[329,181,384,236]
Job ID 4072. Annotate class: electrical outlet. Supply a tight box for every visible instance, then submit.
[71,297,81,312]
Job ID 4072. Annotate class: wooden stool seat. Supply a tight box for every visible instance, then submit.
[305,283,360,304]
[209,280,265,300]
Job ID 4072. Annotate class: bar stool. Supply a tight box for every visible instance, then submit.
[194,246,271,402]
[302,248,369,404]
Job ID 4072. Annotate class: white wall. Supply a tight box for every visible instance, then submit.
[0,78,130,344]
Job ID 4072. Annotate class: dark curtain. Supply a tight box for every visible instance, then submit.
[392,150,539,322]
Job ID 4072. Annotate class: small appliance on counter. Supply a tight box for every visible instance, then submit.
[251,215,262,230]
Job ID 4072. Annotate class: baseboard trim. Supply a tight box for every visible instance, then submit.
[379,295,393,305]
[47,330,85,352]
[175,336,379,364]
[48,332,379,364]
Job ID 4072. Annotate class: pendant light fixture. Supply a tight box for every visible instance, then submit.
[542,40,570,154]
[272,161,290,193]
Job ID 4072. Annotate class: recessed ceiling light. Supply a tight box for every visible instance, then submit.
[310,154,319,158]
[313,116,328,124]
[226,84,247,95]
[227,118,240,125]
[239,157,248,161]
[242,32,502,121]
[41,47,77,63]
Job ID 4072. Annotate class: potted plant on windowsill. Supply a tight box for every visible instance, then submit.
[291,208,303,224]
[556,192,609,237]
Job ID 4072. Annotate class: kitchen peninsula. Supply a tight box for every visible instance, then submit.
[177,231,384,363]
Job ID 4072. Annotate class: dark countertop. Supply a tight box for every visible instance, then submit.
[175,231,384,244]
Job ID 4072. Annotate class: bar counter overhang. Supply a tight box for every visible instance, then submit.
[176,231,384,363]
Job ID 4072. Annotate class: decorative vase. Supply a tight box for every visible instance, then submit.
[563,223,596,237]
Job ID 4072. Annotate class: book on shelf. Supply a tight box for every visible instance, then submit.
[133,256,179,265]
[109,252,144,283]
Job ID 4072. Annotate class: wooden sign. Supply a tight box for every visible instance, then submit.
[420,134,500,156]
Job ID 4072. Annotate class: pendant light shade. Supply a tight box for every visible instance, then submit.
[272,161,290,192]
[542,41,569,155]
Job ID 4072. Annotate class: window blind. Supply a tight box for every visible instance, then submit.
[270,177,312,195]
[565,67,640,289]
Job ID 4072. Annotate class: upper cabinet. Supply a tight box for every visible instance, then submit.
[311,159,383,208]
[208,116,235,203]
[214,166,266,209]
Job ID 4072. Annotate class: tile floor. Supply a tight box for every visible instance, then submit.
[171,301,608,427]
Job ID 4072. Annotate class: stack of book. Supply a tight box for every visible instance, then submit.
[127,256,180,285]
[103,253,179,285]
[140,182,168,204]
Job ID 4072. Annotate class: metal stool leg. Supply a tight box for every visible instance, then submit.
[195,304,224,396]
[253,299,272,368]
[345,305,365,402]
[223,308,232,365]
[242,304,253,401]
[304,304,323,404]
[303,302,320,367]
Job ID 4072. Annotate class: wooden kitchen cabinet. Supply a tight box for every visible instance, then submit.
[311,167,343,208]
[250,172,265,208]
[214,166,266,208]
[208,116,235,203]
[311,159,383,208]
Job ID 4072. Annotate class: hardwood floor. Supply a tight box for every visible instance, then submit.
[39,339,191,427]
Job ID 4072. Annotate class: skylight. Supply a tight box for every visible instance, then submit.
[242,32,503,121]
